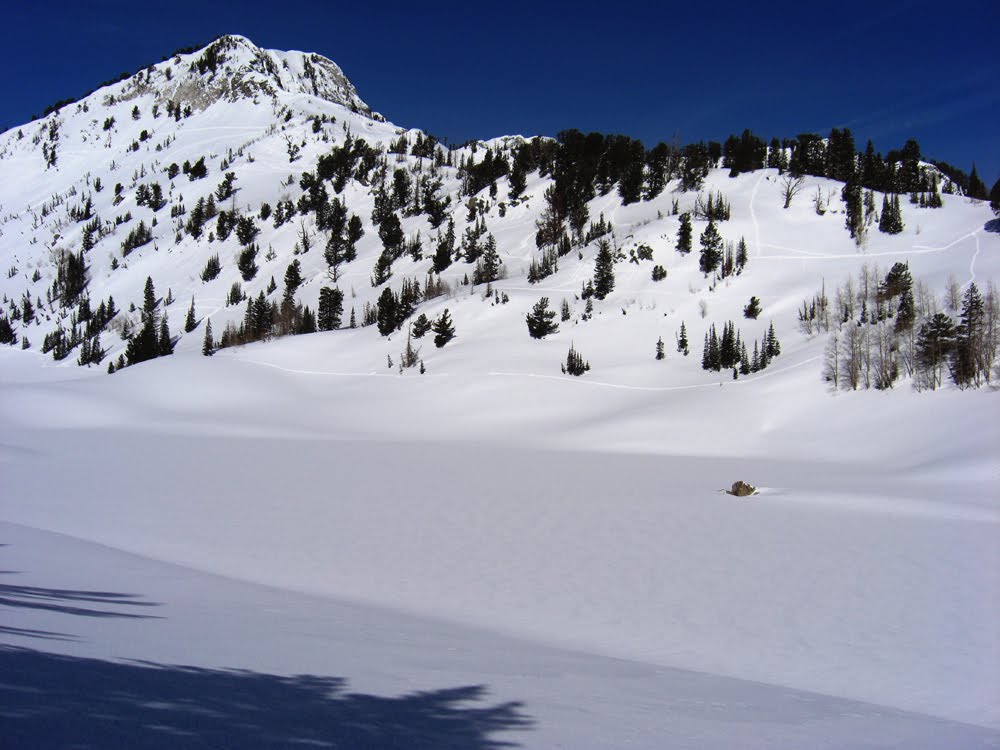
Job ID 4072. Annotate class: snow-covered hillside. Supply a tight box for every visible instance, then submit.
[1,34,998,748]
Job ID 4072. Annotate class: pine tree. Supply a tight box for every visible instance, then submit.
[655,337,665,360]
[158,314,173,356]
[317,287,344,331]
[743,296,762,319]
[563,342,590,376]
[677,322,689,355]
[699,219,723,275]
[283,259,303,304]
[735,237,748,271]
[990,177,1000,217]
[951,283,985,387]
[676,212,693,254]
[593,239,615,299]
[184,296,197,333]
[433,219,456,273]
[968,164,987,200]
[526,297,559,339]
[411,313,432,338]
[202,318,214,356]
[842,180,864,242]
[432,309,455,348]
[765,321,781,358]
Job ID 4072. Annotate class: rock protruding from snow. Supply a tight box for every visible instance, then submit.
[728,480,757,497]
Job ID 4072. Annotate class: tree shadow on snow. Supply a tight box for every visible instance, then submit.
[0,577,162,619]
[0,646,533,749]
[985,218,1000,234]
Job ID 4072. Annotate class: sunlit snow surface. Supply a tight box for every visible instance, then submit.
[1,344,998,748]
[1,37,999,748]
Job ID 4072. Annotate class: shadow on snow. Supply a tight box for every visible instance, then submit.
[0,646,533,749]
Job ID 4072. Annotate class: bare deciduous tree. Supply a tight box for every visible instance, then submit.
[780,174,806,209]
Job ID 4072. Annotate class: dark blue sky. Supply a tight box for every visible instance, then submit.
[3,0,998,184]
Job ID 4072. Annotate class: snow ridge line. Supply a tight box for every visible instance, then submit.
[487,355,823,392]
[237,354,822,391]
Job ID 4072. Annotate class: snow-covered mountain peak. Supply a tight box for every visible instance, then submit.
[137,34,372,117]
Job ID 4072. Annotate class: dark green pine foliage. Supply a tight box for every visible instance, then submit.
[433,219,456,273]
[676,213,693,254]
[376,287,398,336]
[0,314,16,345]
[473,234,503,284]
[826,128,856,183]
[967,164,988,200]
[201,254,221,282]
[238,244,259,281]
[915,313,955,387]
[184,296,197,332]
[701,326,721,371]
[677,322,689,355]
[317,287,344,331]
[655,337,665,360]
[563,342,590,376]
[125,276,161,366]
[842,181,864,241]
[735,237,748,272]
[432,309,455,348]
[743,296,761,319]
[951,283,985,388]
[593,239,615,299]
[411,313,432,338]
[526,297,559,339]
[990,177,1000,217]
[699,219,723,275]
[765,321,781,359]
[202,318,214,356]
[878,194,904,234]
[158,315,174,356]
[283,259,303,304]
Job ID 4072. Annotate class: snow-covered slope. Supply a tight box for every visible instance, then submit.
[1,35,998,748]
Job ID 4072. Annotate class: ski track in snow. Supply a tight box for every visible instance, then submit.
[750,171,764,258]
[965,232,981,288]
[756,225,985,263]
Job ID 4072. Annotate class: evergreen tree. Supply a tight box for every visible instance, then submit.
[990,177,1000,217]
[283,259,303,304]
[202,318,214,356]
[376,287,398,336]
[593,239,615,299]
[432,309,455,348]
[526,297,559,339]
[951,282,985,387]
[158,314,173,356]
[238,244,259,281]
[677,322,689,355]
[433,219,456,273]
[915,312,955,388]
[317,287,344,331]
[676,212,693,254]
[655,337,665,360]
[184,296,197,333]
[563,342,590,376]
[735,237,748,271]
[699,219,723,275]
[743,296,762,319]
[842,181,864,242]
[878,194,904,234]
[411,313,432,338]
[968,164,988,200]
[765,321,781,358]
